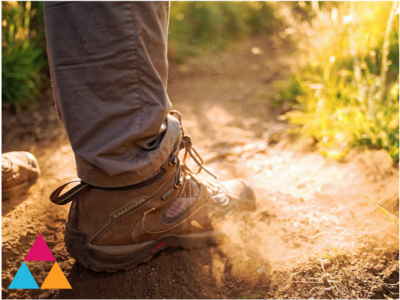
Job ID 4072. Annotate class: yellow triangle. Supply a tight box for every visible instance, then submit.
[41,262,72,289]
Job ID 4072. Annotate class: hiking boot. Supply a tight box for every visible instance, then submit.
[2,151,40,200]
[50,111,256,272]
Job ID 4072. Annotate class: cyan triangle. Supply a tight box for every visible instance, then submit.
[8,262,39,289]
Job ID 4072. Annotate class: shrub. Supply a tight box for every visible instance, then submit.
[281,2,399,162]
[168,1,283,61]
[2,1,48,109]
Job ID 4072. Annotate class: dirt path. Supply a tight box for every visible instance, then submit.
[2,36,399,299]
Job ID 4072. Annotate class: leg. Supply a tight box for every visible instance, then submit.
[44,1,180,187]
[46,2,256,272]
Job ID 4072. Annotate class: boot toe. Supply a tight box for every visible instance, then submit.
[221,179,256,211]
[22,151,40,182]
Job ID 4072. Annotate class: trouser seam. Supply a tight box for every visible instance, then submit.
[129,2,151,174]
[129,3,143,139]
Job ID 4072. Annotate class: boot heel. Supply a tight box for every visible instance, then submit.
[64,222,157,272]
[64,222,90,269]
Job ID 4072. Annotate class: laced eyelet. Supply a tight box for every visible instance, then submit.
[169,155,178,166]
[174,179,183,189]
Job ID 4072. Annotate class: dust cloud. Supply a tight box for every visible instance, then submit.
[210,148,399,282]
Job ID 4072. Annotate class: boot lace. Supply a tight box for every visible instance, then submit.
[169,111,218,188]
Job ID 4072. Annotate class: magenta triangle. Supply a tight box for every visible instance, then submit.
[24,234,55,261]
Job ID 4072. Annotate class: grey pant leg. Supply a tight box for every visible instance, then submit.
[44,2,180,187]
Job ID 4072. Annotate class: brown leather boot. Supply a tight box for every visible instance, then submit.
[2,151,40,200]
[50,112,256,272]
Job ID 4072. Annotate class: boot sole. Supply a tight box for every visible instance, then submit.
[64,222,218,273]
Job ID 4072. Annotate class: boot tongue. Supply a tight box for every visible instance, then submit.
[164,178,228,219]
[181,178,227,205]
[181,177,200,198]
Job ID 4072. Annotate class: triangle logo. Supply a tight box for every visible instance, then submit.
[41,262,72,289]
[8,262,39,289]
[24,234,55,261]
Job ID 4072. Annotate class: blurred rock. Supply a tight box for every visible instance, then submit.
[348,149,394,182]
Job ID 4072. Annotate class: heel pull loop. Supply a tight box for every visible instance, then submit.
[50,179,90,205]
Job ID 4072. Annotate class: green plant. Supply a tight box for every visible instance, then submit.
[168,1,284,61]
[282,2,399,161]
[2,1,48,109]
[317,246,351,265]
[365,196,399,225]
